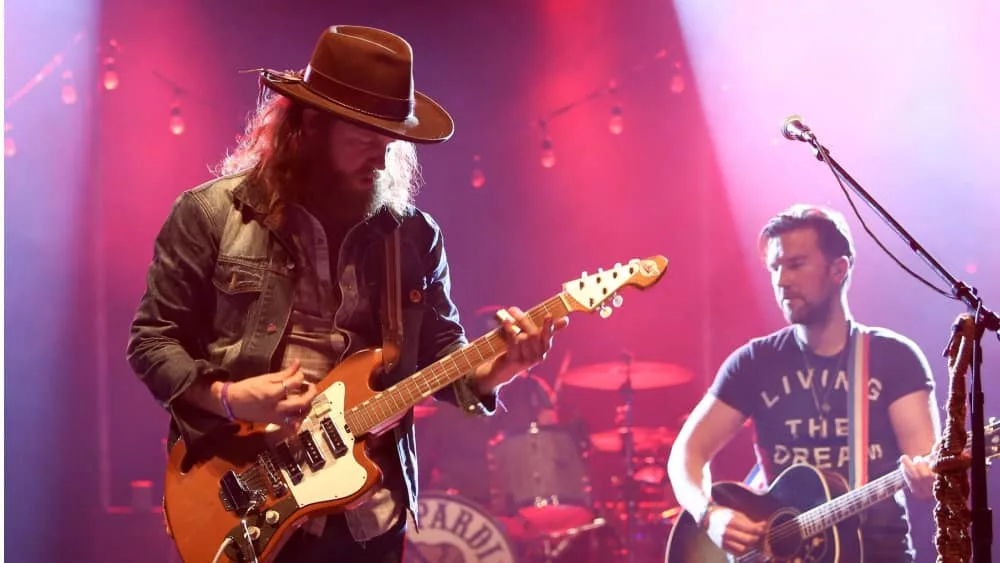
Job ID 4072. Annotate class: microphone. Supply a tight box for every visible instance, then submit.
[781,115,815,143]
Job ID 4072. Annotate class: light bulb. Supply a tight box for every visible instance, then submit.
[61,70,77,105]
[670,74,685,94]
[4,123,16,158]
[540,139,556,168]
[103,58,119,91]
[471,155,486,189]
[609,105,624,135]
[169,106,185,135]
[471,168,486,189]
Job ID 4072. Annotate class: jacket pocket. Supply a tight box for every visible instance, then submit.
[212,257,267,341]
[213,257,267,294]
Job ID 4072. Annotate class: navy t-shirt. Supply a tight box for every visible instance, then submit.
[709,323,935,561]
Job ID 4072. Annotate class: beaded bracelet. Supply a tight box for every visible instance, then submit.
[221,381,238,422]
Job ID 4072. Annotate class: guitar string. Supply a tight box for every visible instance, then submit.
[733,424,992,555]
[744,470,903,548]
[348,296,565,434]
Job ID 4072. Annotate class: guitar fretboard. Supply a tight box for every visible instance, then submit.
[796,469,905,537]
[344,295,570,435]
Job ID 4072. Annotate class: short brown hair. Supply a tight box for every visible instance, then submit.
[759,204,855,265]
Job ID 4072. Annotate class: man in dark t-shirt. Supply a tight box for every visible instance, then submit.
[667,204,940,561]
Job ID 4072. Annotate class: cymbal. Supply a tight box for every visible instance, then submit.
[589,426,678,453]
[560,361,693,390]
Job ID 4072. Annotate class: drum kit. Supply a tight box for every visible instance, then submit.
[407,354,697,563]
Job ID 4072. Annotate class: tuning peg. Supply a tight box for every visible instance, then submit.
[599,304,613,319]
[581,270,588,278]
[612,293,624,308]
[614,262,622,270]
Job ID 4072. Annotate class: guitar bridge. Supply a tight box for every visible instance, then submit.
[219,471,263,516]
[258,452,287,498]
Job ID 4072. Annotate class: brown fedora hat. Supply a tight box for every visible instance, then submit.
[260,25,454,144]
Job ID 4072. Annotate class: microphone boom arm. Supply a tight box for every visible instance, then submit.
[785,116,999,563]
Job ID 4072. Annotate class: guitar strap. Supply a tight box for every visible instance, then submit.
[380,228,403,374]
[846,321,871,489]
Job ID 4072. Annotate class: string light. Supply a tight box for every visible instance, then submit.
[5,123,16,158]
[169,101,185,136]
[609,104,624,135]
[471,154,486,189]
[608,79,623,135]
[103,57,119,91]
[670,61,685,94]
[61,70,78,105]
[103,39,122,91]
[540,138,556,169]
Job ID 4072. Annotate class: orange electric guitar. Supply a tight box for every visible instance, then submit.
[163,256,669,562]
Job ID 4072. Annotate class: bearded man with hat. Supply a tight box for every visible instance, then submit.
[126,25,566,562]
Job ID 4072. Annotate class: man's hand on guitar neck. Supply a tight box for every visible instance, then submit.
[468,306,568,396]
[703,504,766,557]
[900,453,935,499]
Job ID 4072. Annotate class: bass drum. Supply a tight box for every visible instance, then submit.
[404,490,517,563]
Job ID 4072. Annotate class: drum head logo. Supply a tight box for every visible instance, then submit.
[405,493,515,563]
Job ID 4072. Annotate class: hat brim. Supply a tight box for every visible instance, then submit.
[261,73,454,144]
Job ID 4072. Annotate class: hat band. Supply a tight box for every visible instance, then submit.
[303,65,414,121]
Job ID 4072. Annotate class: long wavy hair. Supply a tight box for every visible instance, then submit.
[215,81,422,228]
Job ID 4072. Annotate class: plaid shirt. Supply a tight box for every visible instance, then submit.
[283,204,405,541]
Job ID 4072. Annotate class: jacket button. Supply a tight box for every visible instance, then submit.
[266,323,277,333]
[286,262,295,271]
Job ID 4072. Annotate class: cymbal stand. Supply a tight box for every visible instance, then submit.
[539,518,607,563]
[618,351,636,563]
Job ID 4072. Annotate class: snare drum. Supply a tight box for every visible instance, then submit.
[405,490,517,563]
[487,423,593,535]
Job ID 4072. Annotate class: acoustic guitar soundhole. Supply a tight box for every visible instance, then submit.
[763,510,828,562]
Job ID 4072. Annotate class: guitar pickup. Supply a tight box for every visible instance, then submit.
[321,417,349,458]
[298,430,326,471]
[274,442,303,484]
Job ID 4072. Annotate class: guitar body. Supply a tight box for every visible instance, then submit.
[665,465,862,563]
[164,349,392,563]
[157,256,672,563]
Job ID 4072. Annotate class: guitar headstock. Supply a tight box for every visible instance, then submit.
[561,255,668,317]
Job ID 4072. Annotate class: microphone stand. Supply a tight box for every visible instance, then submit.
[791,128,1000,562]
[618,351,636,563]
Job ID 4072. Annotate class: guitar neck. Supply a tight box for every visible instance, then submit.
[796,468,906,537]
[345,294,572,435]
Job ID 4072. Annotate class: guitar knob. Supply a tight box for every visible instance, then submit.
[612,293,623,308]
[599,305,613,319]
[265,510,280,525]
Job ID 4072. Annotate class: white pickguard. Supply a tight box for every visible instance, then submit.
[271,382,370,506]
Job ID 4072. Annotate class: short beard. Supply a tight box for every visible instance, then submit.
[788,293,835,327]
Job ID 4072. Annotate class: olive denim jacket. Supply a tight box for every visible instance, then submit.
[126,173,496,518]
